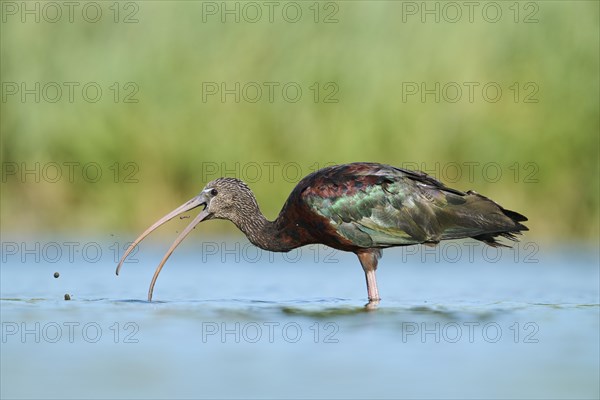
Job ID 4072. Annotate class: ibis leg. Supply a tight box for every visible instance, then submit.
[357,251,382,302]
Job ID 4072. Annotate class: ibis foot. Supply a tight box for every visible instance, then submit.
[365,299,380,310]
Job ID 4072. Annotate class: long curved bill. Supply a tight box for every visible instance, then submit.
[147,208,209,301]
[115,195,210,301]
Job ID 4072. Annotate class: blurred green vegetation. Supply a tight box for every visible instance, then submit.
[1,1,598,242]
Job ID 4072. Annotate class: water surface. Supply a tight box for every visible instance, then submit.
[1,239,598,399]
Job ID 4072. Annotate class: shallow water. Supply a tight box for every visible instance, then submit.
[1,238,598,399]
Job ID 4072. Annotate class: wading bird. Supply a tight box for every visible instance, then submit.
[116,162,528,304]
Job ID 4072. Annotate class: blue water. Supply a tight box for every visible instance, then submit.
[1,237,598,399]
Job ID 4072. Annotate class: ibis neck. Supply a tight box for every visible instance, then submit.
[229,209,303,252]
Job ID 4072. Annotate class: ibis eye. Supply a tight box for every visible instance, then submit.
[210,188,218,196]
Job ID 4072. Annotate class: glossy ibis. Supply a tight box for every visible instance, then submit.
[116,162,528,304]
